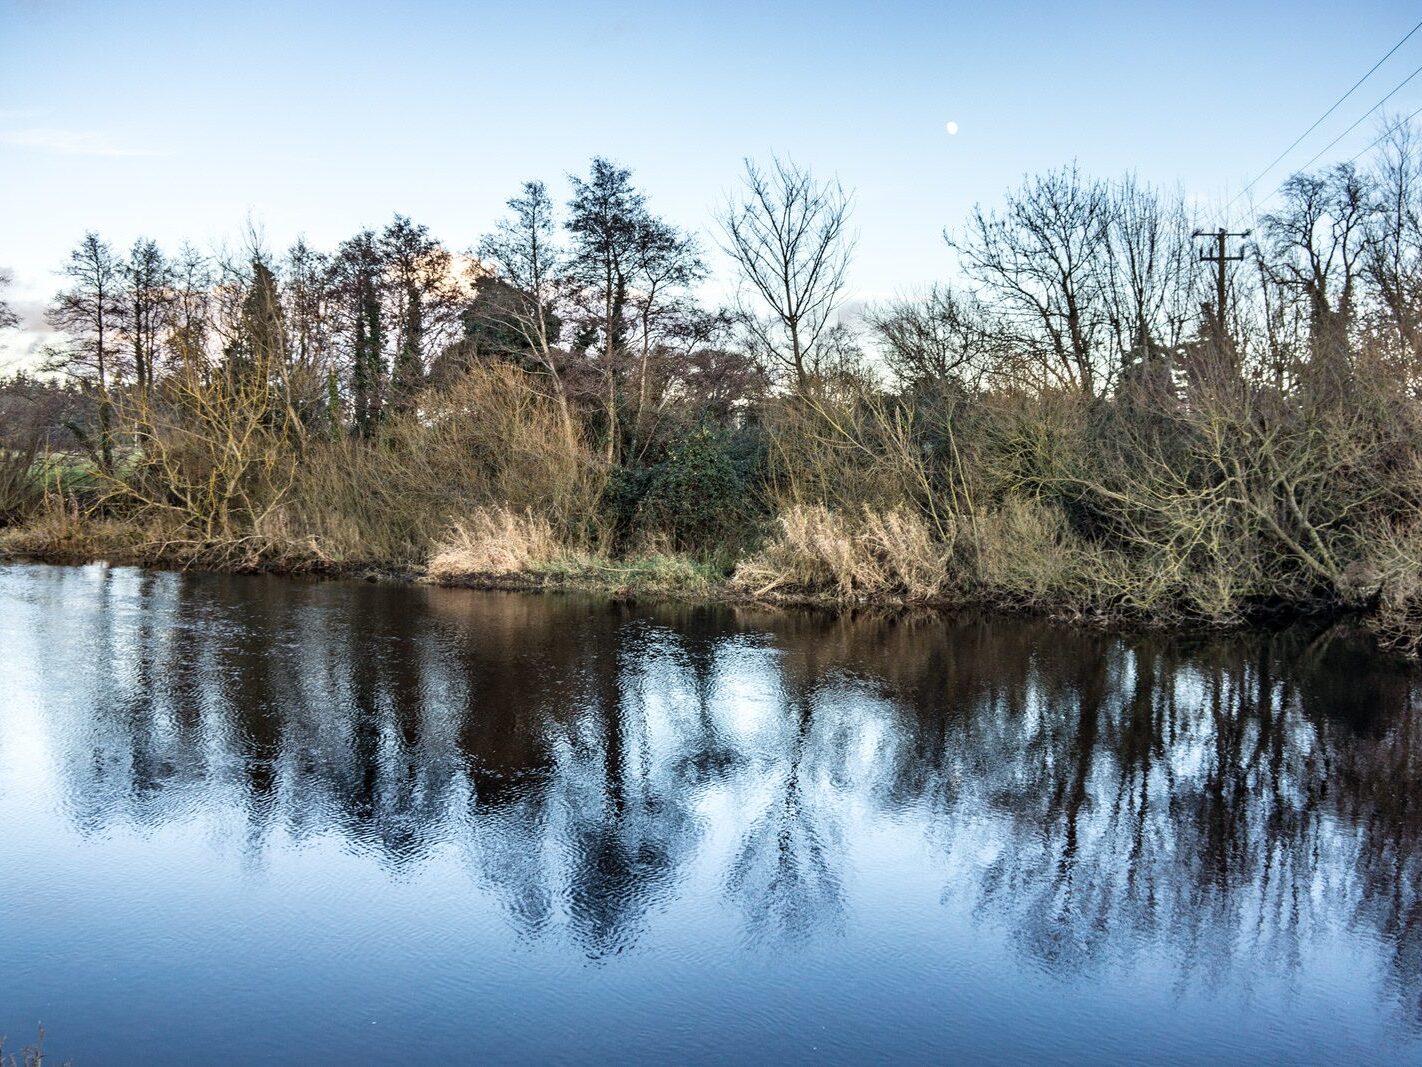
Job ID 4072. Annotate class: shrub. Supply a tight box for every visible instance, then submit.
[610,423,761,551]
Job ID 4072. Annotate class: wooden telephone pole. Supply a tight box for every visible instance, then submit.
[1192,228,1251,337]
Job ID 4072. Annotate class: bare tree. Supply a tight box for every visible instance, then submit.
[1222,247,1304,394]
[44,233,125,472]
[947,164,1114,396]
[868,285,1005,391]
[626,215,705,440]
[1364,121,1422,366]
[477,181,562,349]
[567,157,648,459]
[167,243,213,373]
[1261,163,1374,399]
[476,179,577,439]
[283,237,337,428]
[121,238,172,399]
[719,156,854,391]
[1105,176,1197,378]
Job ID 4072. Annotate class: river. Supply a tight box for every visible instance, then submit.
[1,562,1419,1063]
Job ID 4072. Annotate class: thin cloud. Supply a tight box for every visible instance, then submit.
[0,127,169,157]
[0,327,61,374]
[11,298,50,334]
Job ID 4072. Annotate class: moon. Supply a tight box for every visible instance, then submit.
[945,121,959,135]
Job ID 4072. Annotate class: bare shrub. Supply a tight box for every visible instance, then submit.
[1359,520,1422,653]
[115,343,300,562]
[761,382,970,543]
[409,363,606,533]
[969,497,1087,605]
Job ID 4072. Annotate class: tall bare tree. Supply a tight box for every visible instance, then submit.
[1105,175,1197,381]
[1365,122,1422,366]
[719,156,854,391]
[167,244,213,373]
[44,233,125,472]
[867,285,1003,391]
[121,238,172,399]
[475,180,576,435]
[626,215,705,440]
[567,157,649,459]
[282,237,338,428]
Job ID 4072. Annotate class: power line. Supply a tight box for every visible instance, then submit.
[1289,58,1422,174]
[1342,100,1422,167]
[1211,59,1422,227]
[1216,17,1422,221]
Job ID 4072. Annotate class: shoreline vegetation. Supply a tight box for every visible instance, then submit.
[7,150,1422,652]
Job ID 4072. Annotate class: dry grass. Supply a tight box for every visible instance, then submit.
[734,504,948,601]
[428,506,562,580]
[426,506,721,599]
[0,490,151,562]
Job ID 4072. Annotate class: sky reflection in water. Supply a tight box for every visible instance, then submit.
[1,563,1420,1064]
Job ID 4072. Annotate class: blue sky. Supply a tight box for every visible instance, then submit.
[2,0,1421,366]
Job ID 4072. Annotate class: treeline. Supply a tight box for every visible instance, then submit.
[23,159,761,467]
[8,138,1422,649]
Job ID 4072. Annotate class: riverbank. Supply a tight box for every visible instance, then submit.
[11,350,1422,661]
[2,503,1402,656]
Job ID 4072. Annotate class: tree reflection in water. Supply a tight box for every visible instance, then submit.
[13,564,1422,1018]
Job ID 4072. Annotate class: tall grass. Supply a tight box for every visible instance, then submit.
[733,505,947,601]
[428,506,561,579]
[0,440,42,526]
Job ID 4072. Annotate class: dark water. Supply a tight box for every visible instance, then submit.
[2,563,1421,1065]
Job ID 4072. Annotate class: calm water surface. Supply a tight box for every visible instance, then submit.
[2,562,1421,1064]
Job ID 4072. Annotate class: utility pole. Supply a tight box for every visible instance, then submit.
[1192,227,1251,338]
